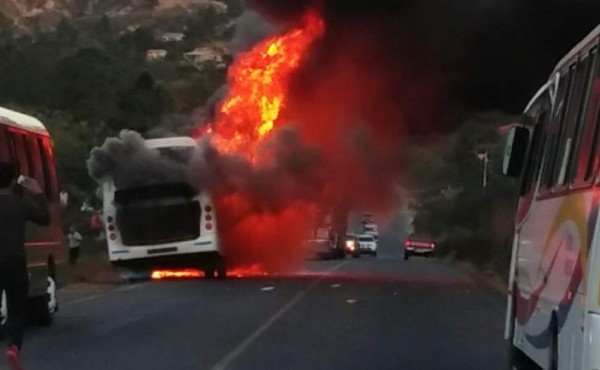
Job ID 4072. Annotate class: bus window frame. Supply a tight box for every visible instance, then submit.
[520,99,551,198]
[570,47,600,190]
[565,56,594,186]
[26,135,46,195]
[8,131,30,177]
[554,62,584,191]
[539,66,574,197]
[40,137,58,202]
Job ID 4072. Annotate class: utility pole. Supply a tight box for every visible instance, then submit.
[477,151,489,188]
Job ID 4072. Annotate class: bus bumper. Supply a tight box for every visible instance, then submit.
[110,251,224,271]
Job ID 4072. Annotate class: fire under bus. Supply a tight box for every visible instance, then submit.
[101,137,226,279]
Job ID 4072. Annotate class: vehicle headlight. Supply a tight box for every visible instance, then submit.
[346,240,355,249]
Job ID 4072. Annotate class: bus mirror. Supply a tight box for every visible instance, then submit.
[502,126,530,178]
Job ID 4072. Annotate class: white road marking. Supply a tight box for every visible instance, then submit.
[210,261,347,370]
[261,286,275,291]
[63,283,145,307]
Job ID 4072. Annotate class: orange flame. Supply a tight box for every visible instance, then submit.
[151,269,204,280]
[227,264,270,278]
[212,11,325,157]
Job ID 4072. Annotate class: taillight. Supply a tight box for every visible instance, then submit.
[430,242,436,249]
[405,240,412,247]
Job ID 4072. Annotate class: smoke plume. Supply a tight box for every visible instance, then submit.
[87,131,189,189]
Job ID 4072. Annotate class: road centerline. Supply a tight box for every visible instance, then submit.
[209,261,347,370]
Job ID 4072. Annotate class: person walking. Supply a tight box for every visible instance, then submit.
[67,226,82,267]
[0,163,50,370]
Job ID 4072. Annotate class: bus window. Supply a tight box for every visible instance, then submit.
[541,71,572,192]
[37,138,52,198]
[576,50,600,182]
[26,135,45,194]
[0,126,11,162]
[39,137,58,201]
[559,57,594,186]
[571,49,599,184]
[521,109,550,196]
[10,132,29,177]
[555,63,584,187]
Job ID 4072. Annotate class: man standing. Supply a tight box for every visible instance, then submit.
[67,226,82,267]
[0,163,50,370]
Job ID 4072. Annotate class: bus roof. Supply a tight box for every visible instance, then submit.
[0,107,48,135]
[145,137,197,149]
[554,23,600,73]
[524,83,550,113]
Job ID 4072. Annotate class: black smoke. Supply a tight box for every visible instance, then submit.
[247,0,600,118]
[88,127,325,211]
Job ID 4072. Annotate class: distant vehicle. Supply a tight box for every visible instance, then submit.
[358,234,377,256]
[503,24,600,370]
[363,222,379,241]
[344,234,361,258]
[307,206,349,260]
[362,213,374,223]
[101,137,226,279]
[0,107,66,327]
[403,238,436,260]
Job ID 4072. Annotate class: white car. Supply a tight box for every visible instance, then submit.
[358,234,377,256]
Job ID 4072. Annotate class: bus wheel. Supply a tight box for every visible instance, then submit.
[508,342,537,370]
[30,275,57,327]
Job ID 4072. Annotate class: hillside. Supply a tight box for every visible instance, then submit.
[0,0,231,31]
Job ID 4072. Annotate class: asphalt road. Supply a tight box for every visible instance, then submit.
[2,247,508,370]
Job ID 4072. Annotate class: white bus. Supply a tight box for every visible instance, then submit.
[504,23,600,370]
[0,107,66,326]
[102,137,226,278]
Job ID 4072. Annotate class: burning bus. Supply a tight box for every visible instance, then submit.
[100,137,226,279]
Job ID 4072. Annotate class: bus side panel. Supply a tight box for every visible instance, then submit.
[514,192,594,369]
[26,202,67,297]
[583,192,600,370]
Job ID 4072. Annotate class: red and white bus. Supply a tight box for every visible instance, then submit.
[504,23,600,370]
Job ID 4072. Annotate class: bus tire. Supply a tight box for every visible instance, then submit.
[549,316,558,370]
[509,343,534,370]
[30,274,58,327]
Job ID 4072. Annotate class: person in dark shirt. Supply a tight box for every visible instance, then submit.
[0,162,50,370]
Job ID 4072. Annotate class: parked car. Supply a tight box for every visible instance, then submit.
[404,238,436,260]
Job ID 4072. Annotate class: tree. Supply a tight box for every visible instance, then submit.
[114,71,175,133]
[408,112,519,273]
